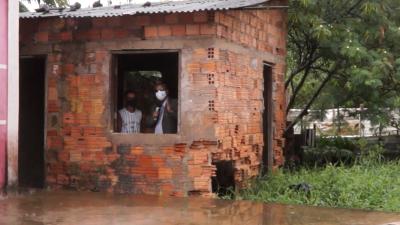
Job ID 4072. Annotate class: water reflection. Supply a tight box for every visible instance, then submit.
[0,191,399,225]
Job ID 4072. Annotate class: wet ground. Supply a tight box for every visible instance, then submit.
[0,191,399,225]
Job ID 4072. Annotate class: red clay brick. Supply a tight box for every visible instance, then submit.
[101,29,114,40]
[161,184,174,195]
[130,147,144,155]
[92,18,109,28]
[158,168,173,179]
[144,26,158,38]
[47,130,58,137]
[38,20,50,31]
[51,19,66,31]
[48,87,58,101]
[48,137,63,149]
[48,100,60,113]
[86,29,101,41]
[193,12,208,23]
[96,51,107,62]
[178,13,193,24]
[136,15,151,26]
[186,24,200,35]
[158,25,172,37]
[114,29,129,39]
[165,14,179,24]
[200,24,215,35]
[151,14,164,24]
[171,25,186,36]
[59,31,73,41]
[63,64,75,74]
[65,18,76,28]
[35,31,49,43]
[108,17,121,27]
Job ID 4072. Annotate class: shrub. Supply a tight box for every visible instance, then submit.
[236,144,400,212]
[303,146,354,167]
[318,136,358,151]
[302,136,359,167]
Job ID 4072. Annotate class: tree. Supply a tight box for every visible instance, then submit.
[20,2,29,12]
[286,0,400,135]
[20,0,70,12]
[26,0,69,7]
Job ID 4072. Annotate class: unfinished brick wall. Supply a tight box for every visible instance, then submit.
[19,6,286,196]
[222,9,287,168]
[188,48,286,189]
[215,9,287,55]
[42,46,219,196]
[186,9,287,187]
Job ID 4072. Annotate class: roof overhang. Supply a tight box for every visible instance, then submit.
[20,0,273,19]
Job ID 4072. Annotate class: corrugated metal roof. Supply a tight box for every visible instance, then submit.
[20,0,271,19]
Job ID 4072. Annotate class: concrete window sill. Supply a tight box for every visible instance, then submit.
[109,132,184,145]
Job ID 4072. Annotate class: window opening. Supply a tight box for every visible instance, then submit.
[113,52,179,134]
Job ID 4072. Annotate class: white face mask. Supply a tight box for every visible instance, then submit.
[155,90,167,101]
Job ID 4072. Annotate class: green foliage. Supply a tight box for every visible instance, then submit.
[356,139,386,166]
[286,0,400,132]
[237,144,400,212]
[29,0,69,7]
[19,2,29,12]
[302,137,358,166]
[318,136,358,150]
[303,146,355,166]
[20,0,69,11]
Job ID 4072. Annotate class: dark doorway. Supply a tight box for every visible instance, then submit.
[19,57,46,188]
[262,64,273,174]
[211,161,235,196]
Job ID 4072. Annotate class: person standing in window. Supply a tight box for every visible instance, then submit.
[151,83,178,134]
[118,99,142,133]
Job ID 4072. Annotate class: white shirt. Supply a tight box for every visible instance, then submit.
[119,108,142,133]
[155,100,167,134]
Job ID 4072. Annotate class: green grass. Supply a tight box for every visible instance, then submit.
[237,153,400,212]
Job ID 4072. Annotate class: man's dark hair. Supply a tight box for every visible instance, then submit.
[154,82,168,91]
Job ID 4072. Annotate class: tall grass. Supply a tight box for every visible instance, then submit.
[237,144,400,212]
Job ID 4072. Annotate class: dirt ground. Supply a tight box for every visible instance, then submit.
[0,190,399,225]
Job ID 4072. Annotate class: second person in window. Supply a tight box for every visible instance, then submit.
[118,97,142,134]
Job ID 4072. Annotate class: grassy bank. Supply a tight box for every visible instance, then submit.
[237,150,400,212]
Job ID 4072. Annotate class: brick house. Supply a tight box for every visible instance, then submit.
[18,0,287,196]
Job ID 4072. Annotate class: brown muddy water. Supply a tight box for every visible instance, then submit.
[0,190,399,225]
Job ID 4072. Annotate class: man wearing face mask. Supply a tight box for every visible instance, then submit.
[151,82,178,134]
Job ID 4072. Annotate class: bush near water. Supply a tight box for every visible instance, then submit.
[235,139,400,212]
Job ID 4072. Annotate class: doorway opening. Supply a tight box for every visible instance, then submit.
[112,51,179,134]
[19,57,46,188]
[262,63,273,174]
[211,161,235,196]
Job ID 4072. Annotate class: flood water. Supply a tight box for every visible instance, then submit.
[0,190,399,225]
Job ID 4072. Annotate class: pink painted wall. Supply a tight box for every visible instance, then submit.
[0,0,8,189]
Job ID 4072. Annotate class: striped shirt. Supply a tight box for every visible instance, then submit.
[119,108,142,133]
